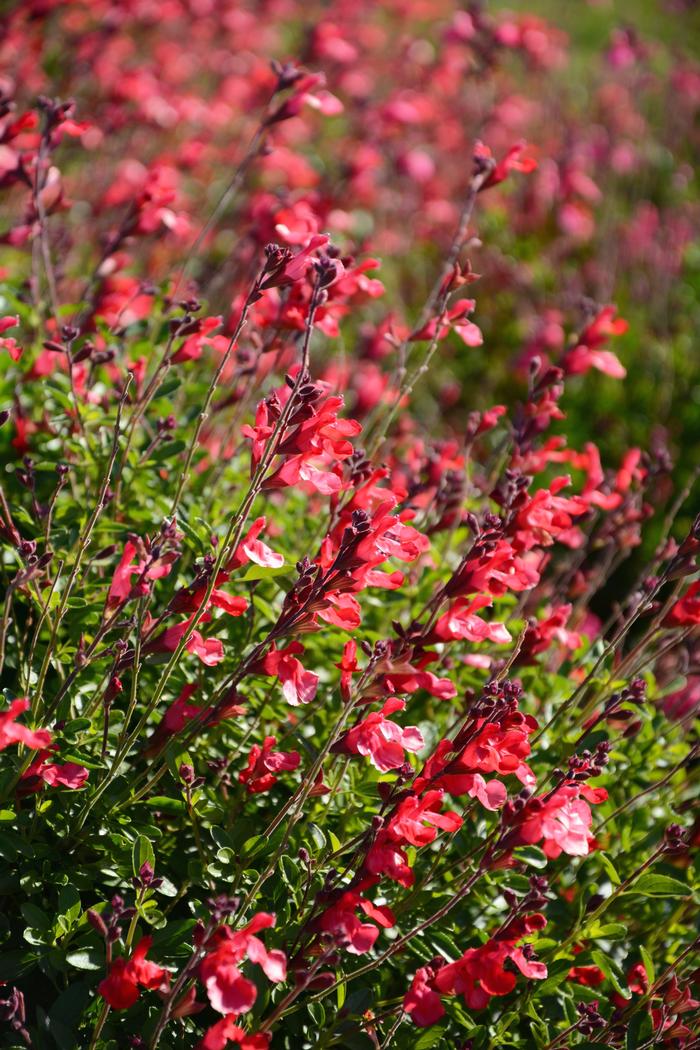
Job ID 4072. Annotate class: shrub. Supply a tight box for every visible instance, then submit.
[0,3,698,1049]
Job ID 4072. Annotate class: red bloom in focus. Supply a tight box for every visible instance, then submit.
[108,539,176,607]
[415,703,537,806]
[98,936,169,1010]
[317,890,395,954]
[199,913,286,1016]
[448,538,540,599]
[154,614,225,667]
[19,748,89,793]
[336,639,360,701]
[0,698,52,752]
[404,964,445,1027]
[225,517,284,572]
[334,697,424,772]
[378,653,457,700]
[243,384,361,496]
[197,1018,270,1050]
[239,736,301,793]
[505,782,607,858]
[511,476,588,552]
[253,642,319,706]
[405,913,547,1024]
[429,595,511,646]
[365,790,462,887]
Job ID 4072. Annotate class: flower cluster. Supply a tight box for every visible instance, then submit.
[0,2,697,1049]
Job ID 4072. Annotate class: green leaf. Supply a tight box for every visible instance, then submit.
[0,949,40,980]
[538,959,576,996]
[529,1017,550,1049]
[308,823,326,851]
[279,855,300,893]
[598,852,621,885]
[241,562,287,582]
[132,834,156,877]
[591,950,630,1000]
[626,1011,653,1048]
[58,885,81,926]
[414,1028,446,1049]
[151,439,186,463]
[65,948,102,971]
[308,1001,325,1027]
[21,903,50,931]
[156,377,180,398]
[580,921,627,941]
[625,873,690,898]
[512,845,548,869]
[143,796,185,816]
[639,945,656,984]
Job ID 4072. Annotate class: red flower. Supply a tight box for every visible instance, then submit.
[474,140,537,190]
[225,517,283,572]
[511,476,588,552]
[144,684,201,755]
[239,736,301,793]
[19,747,89,793]
[336,639,359,701]
[253,642,319,706]
[404,965,445,1027]
[172,316,227,364]
[318,490,429,594]
[108,539,176,607]
[410,299,482,347]
[664,581,700,627]
[317,891,395,954]
[197,1018,270,1050]
[661,676,700,721]
[316,590,362,630]
[0,315,21,360]
[506,782,607,858]
[98,936,169,1010]
[199,913,286,1016]
[378,653,457,700]
[415,705,537,805]
[366,790,462,886]
[518,604,582,663]
[429,595,511,646]
[334,697,424,772]
[266,75,342,128]
[243,384,361,496]
[406,913,547,1023]
[448,538,540,598]
[154,614,225,666]
[0,699,52,752]
[388,789,462,847]
[568,965,606,987]
[562,306,628,379]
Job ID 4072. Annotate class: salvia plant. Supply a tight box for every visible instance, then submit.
[0,2,698,1049]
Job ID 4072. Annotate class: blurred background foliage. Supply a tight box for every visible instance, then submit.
[1,0,700,588]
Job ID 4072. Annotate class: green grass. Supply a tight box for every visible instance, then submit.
[493,0,700,56]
